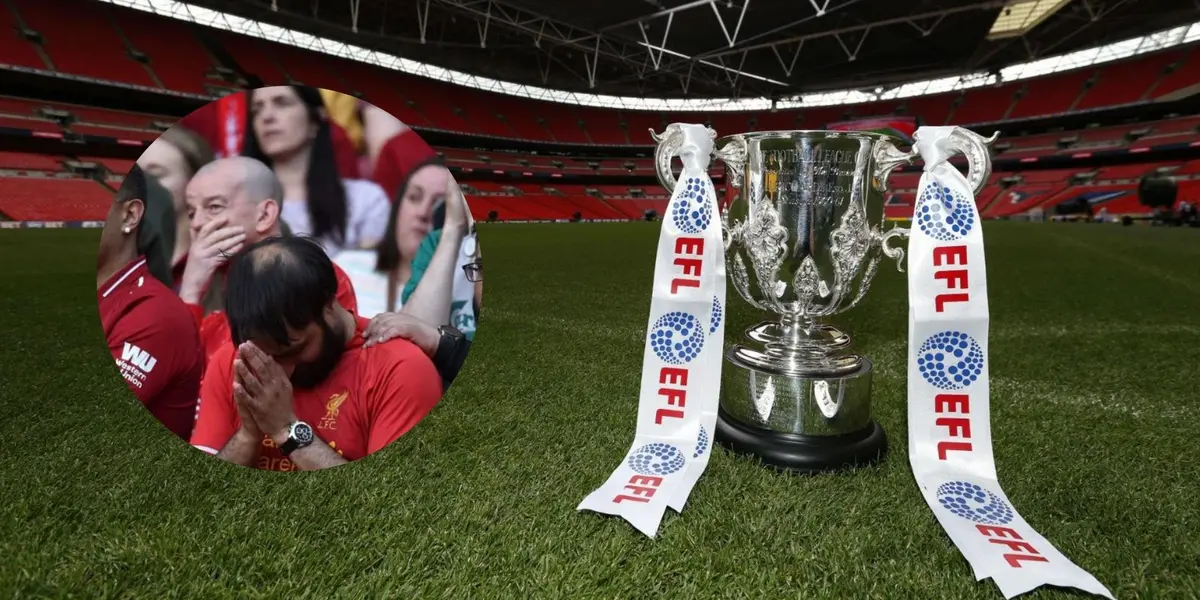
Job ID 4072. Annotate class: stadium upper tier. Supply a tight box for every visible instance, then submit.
[2,149,1196,223]
[1,96,1198,163]
[1,0,1198,144]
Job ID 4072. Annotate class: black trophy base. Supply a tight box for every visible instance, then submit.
[714,406,888,475]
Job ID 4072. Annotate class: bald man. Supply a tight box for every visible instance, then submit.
[177,156,359,362]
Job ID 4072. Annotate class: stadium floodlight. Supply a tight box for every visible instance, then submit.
[987,0,1071,40]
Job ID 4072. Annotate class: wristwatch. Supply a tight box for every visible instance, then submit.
[279,420,315,456]
[433,325,465,368]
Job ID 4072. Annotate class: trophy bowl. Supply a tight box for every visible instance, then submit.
[651,125,994,473]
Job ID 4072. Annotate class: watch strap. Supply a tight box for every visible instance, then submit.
[434,325,464,368]
[279,421,313,456]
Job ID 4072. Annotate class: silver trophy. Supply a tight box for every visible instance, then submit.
[651,125,997,473]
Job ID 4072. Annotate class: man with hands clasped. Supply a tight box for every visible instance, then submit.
[182,156,469,394]
[190,236,444,471]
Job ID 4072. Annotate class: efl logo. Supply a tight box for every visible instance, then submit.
[613,442,686,504]
[916,179,976,242]
[672,177,713,235]
[918,178,976,313]
[693,425,710,459]
[669,176,713,294]
[937,481,1049,568]
[918,330,984,460]
[648,311,706,424]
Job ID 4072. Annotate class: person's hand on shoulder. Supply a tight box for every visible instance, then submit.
[364,312,439,357]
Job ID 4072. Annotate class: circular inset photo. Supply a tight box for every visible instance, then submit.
[96,85,482,472]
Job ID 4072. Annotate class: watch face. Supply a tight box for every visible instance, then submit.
[292,422,314,444]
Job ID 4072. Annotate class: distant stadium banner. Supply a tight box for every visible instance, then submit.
[577,123,725,537]
[828,116,917,144]
[0,220,104,229]
[906,127,1112,599]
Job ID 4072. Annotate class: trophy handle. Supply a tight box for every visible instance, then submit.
[714,136,748,190]
[650,124,739,192]
[872,138,913,192]
[871,138,915,273]
[912,126,1000,196]
[877,226,910,273]
[650,124,710,192]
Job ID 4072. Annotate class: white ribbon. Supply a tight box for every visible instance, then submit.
[577,124,727,538]
[579,124,1113,597]
[906,126,1113,599]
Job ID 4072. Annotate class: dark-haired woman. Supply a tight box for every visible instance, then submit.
[241,85,391,256]
[380,162,480,338]
[137,124,214,287]
[96,164,205,440]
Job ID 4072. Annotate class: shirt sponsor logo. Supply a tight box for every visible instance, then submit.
[116,342,157,388]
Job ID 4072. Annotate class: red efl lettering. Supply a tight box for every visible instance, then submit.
[933,246,970,312]
[614,475,665,504]
[673,257,703,278]
[655,408,685,424]
[1004,554,1050,568]
[936,417,971,439]
[937,441,973,460]
[659,367,688,386]
[935,293,970,312]
[989,538,1040,554]
[934,269,969,289]
[613,494,649,504]
[670,237,704,294]
[630,475,663,487]
[659,387,686,407]
[675,237,704,256]
[932,245,968,267]
[935,394,970,414]
[622,484,658,499]
[975,525,1048,569]
[671,276,701,294]
[658,368,689,415]
[976,525,1022,539]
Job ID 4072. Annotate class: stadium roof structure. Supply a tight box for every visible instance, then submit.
[113,0,1200,110]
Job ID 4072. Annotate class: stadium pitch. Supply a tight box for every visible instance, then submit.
[1,222,1198,598]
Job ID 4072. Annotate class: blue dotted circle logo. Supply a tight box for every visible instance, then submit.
[628,442,686,476]
[649,311,705,365]
[936,481,1015,525]
[672,177,713,234]
[693,426,710,458]
[709,296,723,335]
[917,179,975,242]
[917,330,984,391]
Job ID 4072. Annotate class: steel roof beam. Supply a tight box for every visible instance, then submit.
[696,0,1009,60]
[432,0,784,88]
[591,0,723,35]
[710,0,750,48]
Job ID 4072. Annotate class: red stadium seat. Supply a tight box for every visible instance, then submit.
[0,176,113,221]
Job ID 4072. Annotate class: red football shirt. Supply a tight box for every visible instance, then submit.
[98,257,205,440]
[190,316,443,471]
[186,262,359,362]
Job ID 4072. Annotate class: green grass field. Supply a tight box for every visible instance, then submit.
[2,221,1198,599]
